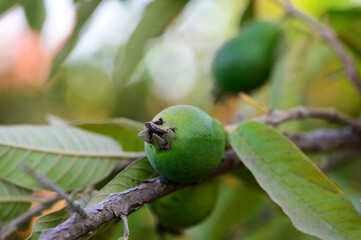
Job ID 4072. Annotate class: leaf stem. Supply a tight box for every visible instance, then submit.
[238,92,270,114]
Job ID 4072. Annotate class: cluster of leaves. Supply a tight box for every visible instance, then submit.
[1,0,361,239]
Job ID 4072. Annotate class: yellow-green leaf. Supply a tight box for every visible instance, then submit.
[228,121,361,240]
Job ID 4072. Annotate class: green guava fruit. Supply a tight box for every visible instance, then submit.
[212,20,281,95]
[138,105,226,183]
[149,179,218,229]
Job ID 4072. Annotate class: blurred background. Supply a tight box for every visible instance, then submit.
[1,0,359,126]
[2,0,361,239]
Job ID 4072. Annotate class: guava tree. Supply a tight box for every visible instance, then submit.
[0,0,361,240]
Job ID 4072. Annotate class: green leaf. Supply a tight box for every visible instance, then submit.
[239,0,254,27]
[87,157,154,206]
[49,0,101,78]
[26,206,69,240]
[0,178,32,222]
[328,7,361,57]
[0,0,17,16]
[72,118,145,152]
[228,121,361,240]
[23,0,46,32]
[0,126,144,190]
[112,0,188,87]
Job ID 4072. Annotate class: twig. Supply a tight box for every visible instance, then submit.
[274,0,361,96]
[121,215,129,240]
[239,92,269,114]
[19,162,88,219]
[288,127,361,152]
[0,195,59,239]
[255,106,361,132]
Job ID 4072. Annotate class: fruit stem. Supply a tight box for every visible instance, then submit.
[138,118,173,152]
[238,92,269,114]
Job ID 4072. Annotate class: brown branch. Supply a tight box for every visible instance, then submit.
[38,150,241,240]
[0,195,59,239]
[38,178,184,240]
[274,0,361,96]
[255,106,361,132]
[288,127,361,152]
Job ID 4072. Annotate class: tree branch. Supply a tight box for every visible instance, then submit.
[38,178,182,240]
[38,150,241,240]
[274,0,361,96]
[288,127,361,152]
[255,106,361,132]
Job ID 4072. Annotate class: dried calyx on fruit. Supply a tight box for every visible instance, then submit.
[138,105,226,183]
[138,118,175,152]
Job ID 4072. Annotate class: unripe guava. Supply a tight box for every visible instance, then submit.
[138,105,226,183]
[212,20,281,95]
[150,180,218,229]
